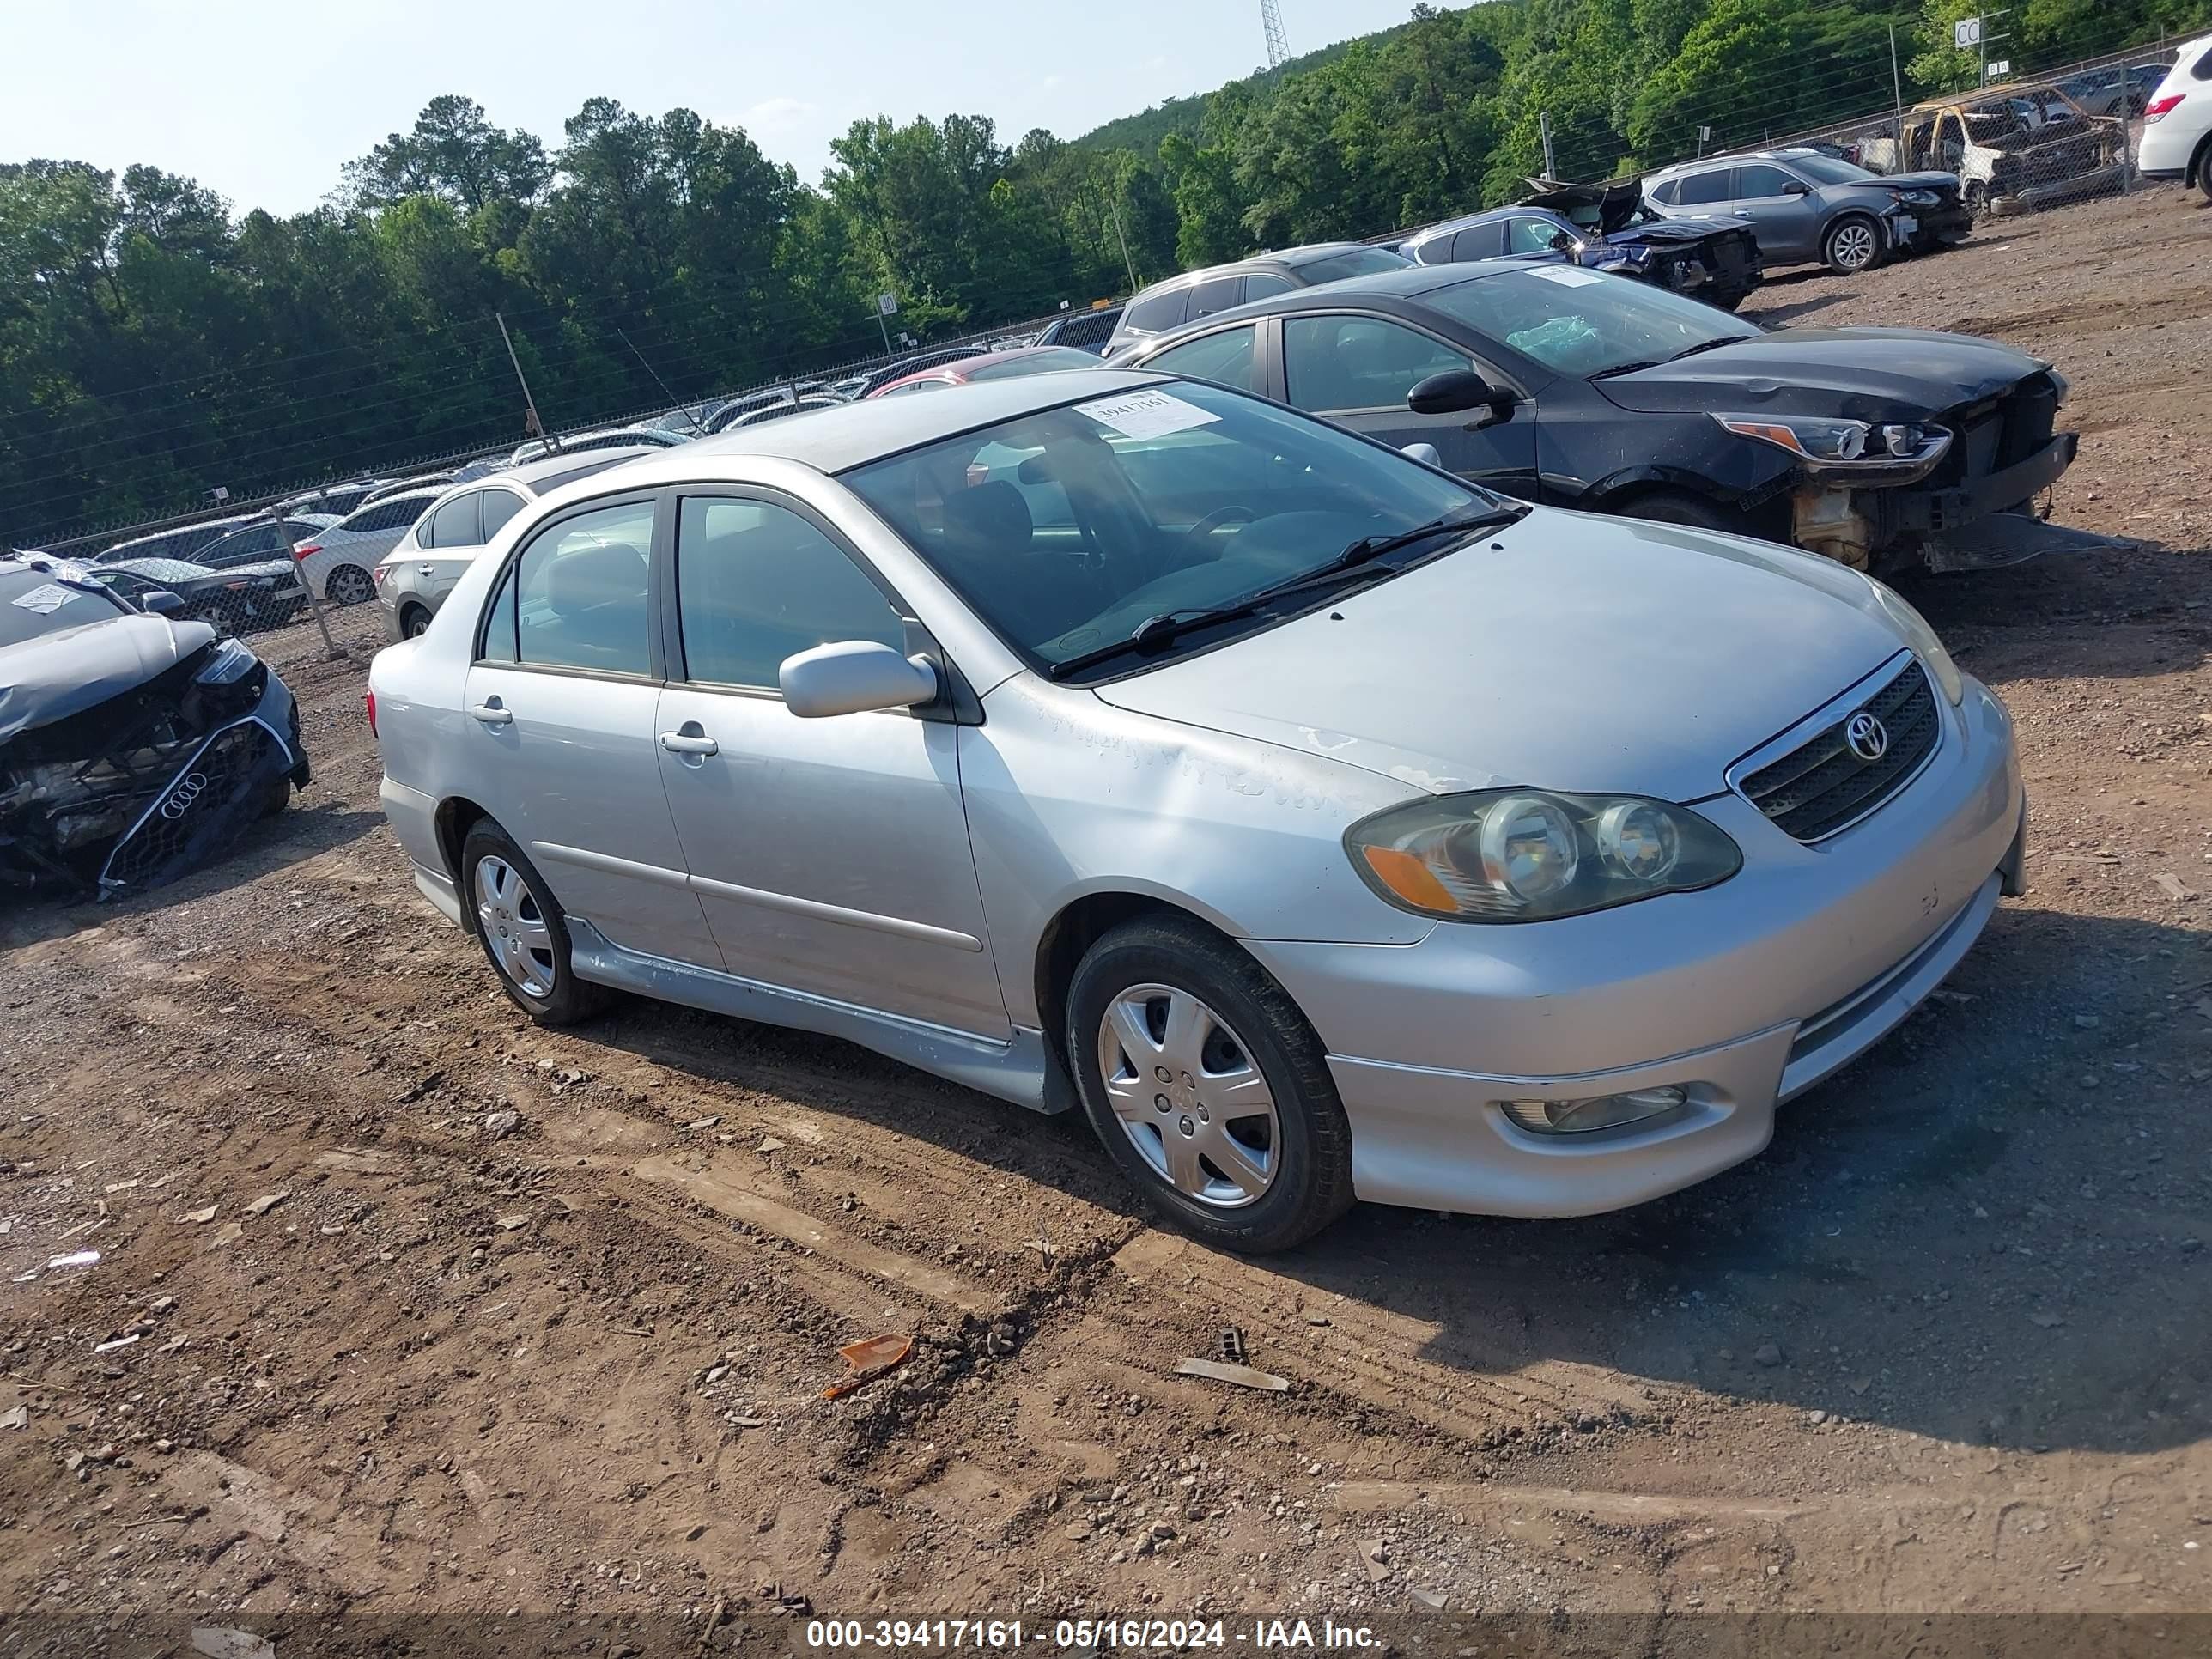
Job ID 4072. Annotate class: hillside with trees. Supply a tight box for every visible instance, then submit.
[3,0,2203,544]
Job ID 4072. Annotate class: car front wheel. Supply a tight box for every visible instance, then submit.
[1066,915,1352,1253]
[460,820,610,1025]
[326,566,374,605]
[1822,214,1881,274]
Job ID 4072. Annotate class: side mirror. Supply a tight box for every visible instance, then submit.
[1400,442,1444,469]
[779,640,939,719]
[143,590,187,617]
[1782,179,1812,196]
[1407,368,1498,416]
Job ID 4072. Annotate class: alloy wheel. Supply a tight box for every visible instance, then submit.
[1831,220,1877,270]
[475,854,556,999]
[328,567,374,605]
[1096,983,1279,1208]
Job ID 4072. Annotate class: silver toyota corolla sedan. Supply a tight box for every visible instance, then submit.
[368,368,2026,1253]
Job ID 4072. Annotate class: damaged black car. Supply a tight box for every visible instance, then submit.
[1,554,310,898]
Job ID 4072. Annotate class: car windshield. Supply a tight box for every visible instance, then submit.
[1419,267,1759,379]
[1790,154,1880,185]
[1291,246,1413,284]
[841,379,1494,677]
[0,568,128,647]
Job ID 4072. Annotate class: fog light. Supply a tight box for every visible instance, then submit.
[1501,1086,1687,1135]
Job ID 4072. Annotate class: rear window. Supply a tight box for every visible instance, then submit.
[1051,309,1120,348]
[1123,286,1190,334]
[1289,246,1413,284]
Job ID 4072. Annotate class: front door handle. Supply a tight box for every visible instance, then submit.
[659,731,719,757]
[468,702,513,726]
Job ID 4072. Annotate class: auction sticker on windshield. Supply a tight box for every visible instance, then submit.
[1529,267,1603,287]
[10,583,83,615]
[1078,388,1221,441]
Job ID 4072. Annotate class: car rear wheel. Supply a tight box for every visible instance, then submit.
[2197,138,2212,204]
[1962,182,1990,219]
[401,605,431,639]
[460,821,611,1025]
[1822,214,1881,275]
[326,566,374,605]
[1066,915,1352,1254]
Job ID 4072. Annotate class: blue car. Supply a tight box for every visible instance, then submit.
[1401,179,1762,312]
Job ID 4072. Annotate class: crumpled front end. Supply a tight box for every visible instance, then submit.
[0,638,308,898]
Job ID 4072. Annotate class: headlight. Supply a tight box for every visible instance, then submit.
[1714,414,1871,462]
[1895,189,1940,206]
[1347,790,1742,923]
[193,638,262,684]
[1867,579,1966,705]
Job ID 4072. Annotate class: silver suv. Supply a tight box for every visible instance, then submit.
[1645,150,1968,273]
[374,449,664,641]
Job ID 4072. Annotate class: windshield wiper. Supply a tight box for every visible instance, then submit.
[1667,336,1746,361]
[1043,505,1522,681]
[1586,359,1662,380]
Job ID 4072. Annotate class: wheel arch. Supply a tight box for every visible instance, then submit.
[436,796,494,932]
[398,599,432,635]
[1033,889,1249,1072]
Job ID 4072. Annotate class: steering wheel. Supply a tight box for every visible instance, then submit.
[1182,505,1257,562]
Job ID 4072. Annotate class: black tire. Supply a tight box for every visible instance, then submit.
[1963,181,1990,220]
[1707,285,1750,313]
[1613,489,1749,536]
[1821,212,1882,275]
[1066,915,1352,1253]
[459,820,611,1025]
[400,604,431,639]
[2197,139,2212,204]
[326,565,374,605]
[259,776,292,819]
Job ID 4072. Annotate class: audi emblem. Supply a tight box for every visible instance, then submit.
[159,772,209,818]
[1844,712,1889,763]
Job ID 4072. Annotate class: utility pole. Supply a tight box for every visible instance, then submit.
[1539,111,1557,179]
[1890,24,1905,141]
[1108,199,1139,293]
[495,312,556,454]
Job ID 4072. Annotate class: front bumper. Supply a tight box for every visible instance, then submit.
[1243,674,2024,1218]
[1897,432,2077,533]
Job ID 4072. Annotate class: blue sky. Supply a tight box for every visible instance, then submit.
[2,0,1452,214]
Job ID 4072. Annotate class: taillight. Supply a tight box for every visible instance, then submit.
[364,689,377,738]
[292,542,321,562]
[371,565,389,588]
[2144,92,2185,120]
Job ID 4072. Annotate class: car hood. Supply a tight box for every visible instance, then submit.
[0,613,217,743]
[1863,170,1961,192]
[1089,510,1908,802]
[1595,326,2048,419]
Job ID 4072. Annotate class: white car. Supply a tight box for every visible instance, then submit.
[508,428,688,468]
[289,488,445,604]
[2140,33,2212,200]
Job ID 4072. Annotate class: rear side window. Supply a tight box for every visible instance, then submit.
[2195,49,2212,80]
[421,493,483,550]
[1650,179,1681,206]
[1123,286,1190,334]
[478,561,519,662]
[1188,276,1243,319]
[1144,324,1259,392]
[513,500,656,676]
[674,498,904,690]
[1674,168,1735,205]
[343,497,431,534]
[1451,222,1507,261]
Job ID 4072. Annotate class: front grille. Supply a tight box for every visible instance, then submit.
[1736,662,1939,842]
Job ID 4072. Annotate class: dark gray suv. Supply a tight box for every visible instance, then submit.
[1644,150,1970,274]
[1104,243,1413,356]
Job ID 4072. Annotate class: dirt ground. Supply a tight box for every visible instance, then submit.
[2,183,2209,1648]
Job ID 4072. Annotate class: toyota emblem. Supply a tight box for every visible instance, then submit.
[1844,711,1889,763]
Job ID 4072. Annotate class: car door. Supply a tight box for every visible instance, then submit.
[1276,310,1539,496]
[1730,163,1823,262]
[462,492,720,969]
[652,490,1009,1040]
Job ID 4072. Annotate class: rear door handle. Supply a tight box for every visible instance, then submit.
[659,732,719,757]
[468,703,513,726]
[419,563,436,577]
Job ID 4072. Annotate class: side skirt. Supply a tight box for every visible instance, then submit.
[564,918,1068,1115]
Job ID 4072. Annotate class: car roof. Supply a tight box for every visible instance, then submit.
[495,447,663,490]
[577,368,1176,478]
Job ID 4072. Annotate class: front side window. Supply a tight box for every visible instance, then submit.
[1674,168,1735,205]
[422,493,483,550]
[1509,216,1569,253]
[1789,154,1878,185]
[1419,267,1758,380]
[1735,165,1796,198]
[1282,314,1469,412]
[512,500,655,675]
[675,498,903,690]
[842,380,1493,678]
[1143,324,1258,392]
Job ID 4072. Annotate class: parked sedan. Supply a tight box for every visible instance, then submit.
[1115,261,2076,573]
[83,556,306,634]
[1104,242,1414,355]
[1401,181,1761,311]
[368,368,2024,1252]
[1646,150,1969,270]
[866,346,1107,397]
[373,447,665,641]
[289,489,444,604]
